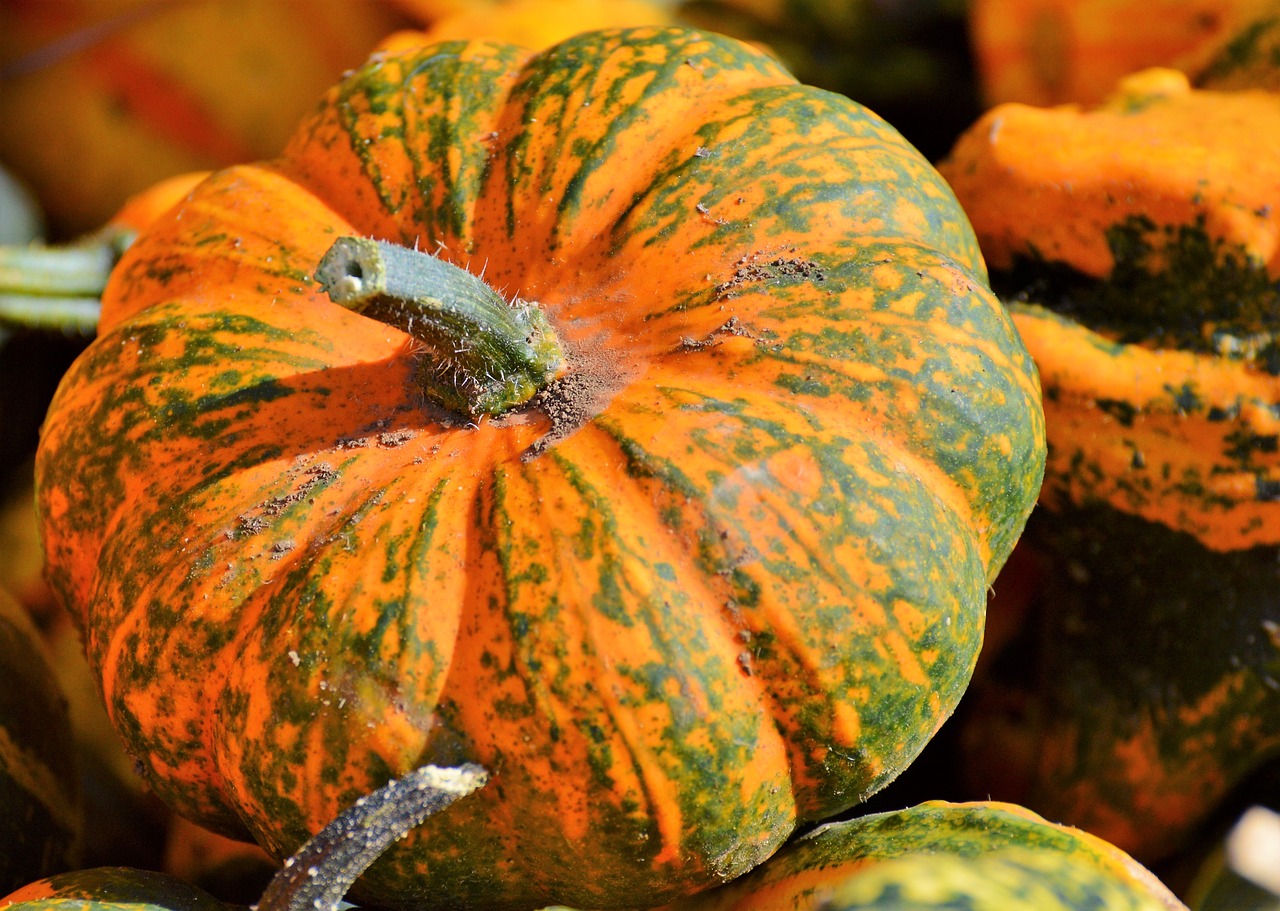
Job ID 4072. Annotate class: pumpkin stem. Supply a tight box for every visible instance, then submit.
[255,763,488,911]
[0,225,133,334]
[315,236,564,418]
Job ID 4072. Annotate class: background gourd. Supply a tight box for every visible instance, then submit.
[938,66,1280,864]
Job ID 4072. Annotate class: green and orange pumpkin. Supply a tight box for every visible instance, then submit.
[940,67,1280,862]
[34,25,1045,911]
[673,801,1188,911]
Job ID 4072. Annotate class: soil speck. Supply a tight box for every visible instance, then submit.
[523,338,625,461]
[715,247,826,300]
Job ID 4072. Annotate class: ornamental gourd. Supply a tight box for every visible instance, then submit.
[35,26,1045,911]
[940,68,1280,862]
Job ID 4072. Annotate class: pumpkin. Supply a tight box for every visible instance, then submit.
[35,25,1045,911]
[0,590,81,893]
[0,0,414,237]
[967,0,1274,107]
[938,68,1280,861]
[2,763,486,911]
[669,800,1188,911]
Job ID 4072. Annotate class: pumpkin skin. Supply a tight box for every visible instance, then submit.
[0,591,82,893]
[668,801,1188,911]
[939,69,1280,861]
[942,71,1280,548]
[35,26,1045,911]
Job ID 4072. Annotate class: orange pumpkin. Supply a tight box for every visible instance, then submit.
[35,26,1044,911]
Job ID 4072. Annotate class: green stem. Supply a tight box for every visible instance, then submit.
[0,225,134,335]
[315,236,564,418]
[256,763,488,911]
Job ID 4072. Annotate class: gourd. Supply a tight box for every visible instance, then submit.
[939,68,1280,861]
[0,590,81,893]
[671,801,1188,911]
[34,25,1045,911]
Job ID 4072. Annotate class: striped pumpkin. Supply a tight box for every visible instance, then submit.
[35,26,1045,911]
[669,801,1188,911]
[940,67,1280,861]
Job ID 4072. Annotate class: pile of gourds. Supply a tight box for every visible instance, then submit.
[1,2,1278,911]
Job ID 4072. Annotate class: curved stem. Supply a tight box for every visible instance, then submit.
[0,225,134,335]
[256,763,488,911]
[315,236,564,418]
